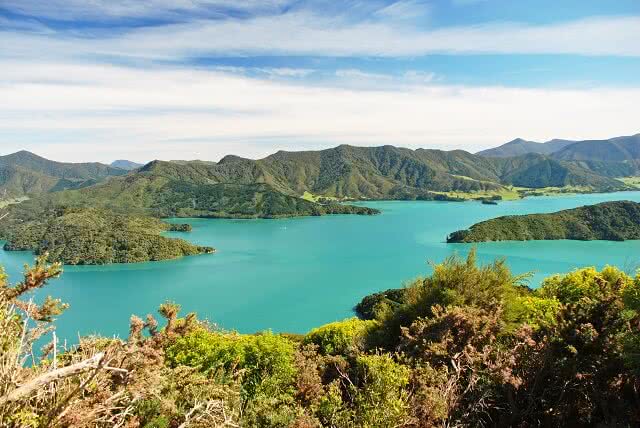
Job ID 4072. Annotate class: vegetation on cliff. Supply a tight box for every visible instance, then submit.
[0,208,213,264]
[2,250,640,427]
[447,200,640,243]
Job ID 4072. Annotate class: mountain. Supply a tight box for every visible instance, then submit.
[0,150,127,197]
[20,159,379,219]
[447,201,640,243]
[551,134,640,162]
[477,138,575,158]
[210,145,625,198]
[488,153,624,190]
[111,159,143,170]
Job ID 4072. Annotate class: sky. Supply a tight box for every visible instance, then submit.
[1,0,639,163]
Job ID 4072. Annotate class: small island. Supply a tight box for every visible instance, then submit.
[0,208,215,265]
[168,223,193,232]
[481,199,498,205]
[447,200,640,243]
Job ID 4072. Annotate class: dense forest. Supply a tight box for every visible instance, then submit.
[0,207,214,264]
[447,200,640,243]
[2,250,639,427]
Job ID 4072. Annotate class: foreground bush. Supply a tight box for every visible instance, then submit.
[1,251,640,427]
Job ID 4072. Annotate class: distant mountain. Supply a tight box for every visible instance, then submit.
[208,145,625,199]
[111,160,143,170]
[551,134,640,162]
[477,138,575,158]
[0,150,126,197]
[447,201,640,243]
[488,153,624,190]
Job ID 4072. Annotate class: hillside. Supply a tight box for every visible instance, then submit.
[447,200,640,243]
[0,207,214,264]
[209,145,627,198]
[0,150,126,197]
[35,160,379,219]
[477,138,574,158]
[552,134,640,162]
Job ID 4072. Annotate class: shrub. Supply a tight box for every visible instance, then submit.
[304,318,378,355]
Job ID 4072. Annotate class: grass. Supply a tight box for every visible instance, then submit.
[618,177,640,188]
[434,187,522,201]
[301,191,341,202]
[0,197,29,209]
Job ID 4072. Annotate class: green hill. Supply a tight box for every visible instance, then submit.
[552,134,640,162]
[447,200,640,243]
[36,160,378,219]
[175,145,627,199]
[0,150,126,197]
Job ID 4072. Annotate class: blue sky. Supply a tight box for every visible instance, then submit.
[1,0,639,162]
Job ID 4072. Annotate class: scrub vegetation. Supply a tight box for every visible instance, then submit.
[2,250,640,427]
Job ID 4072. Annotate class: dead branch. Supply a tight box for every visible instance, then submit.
[0,352,124,405]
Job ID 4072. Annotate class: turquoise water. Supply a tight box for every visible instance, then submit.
[3,191,640,343]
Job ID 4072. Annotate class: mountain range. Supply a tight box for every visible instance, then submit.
[2,138,638,206]
[477,133,640,160]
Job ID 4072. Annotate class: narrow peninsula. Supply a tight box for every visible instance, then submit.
[447,200,640,243]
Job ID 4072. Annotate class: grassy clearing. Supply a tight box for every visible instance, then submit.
[434,187,522,201]
[301,191,341,202]
[618,177,640,188]
[0,196,29,209]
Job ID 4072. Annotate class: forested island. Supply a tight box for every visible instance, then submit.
[0,208,214,264]
[3,250,640,427]
[447,200,640,243]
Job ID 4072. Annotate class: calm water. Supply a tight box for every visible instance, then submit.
[3,191,640,343]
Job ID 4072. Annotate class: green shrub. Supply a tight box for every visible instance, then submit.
[304,318,378,355]
[165,330,297,400]
[352,354,410,428]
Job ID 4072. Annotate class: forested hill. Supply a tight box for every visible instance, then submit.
[478,133,640,164]
[0,150,127,197]
[238,145,627,197]
[0,144,632,205]
[551,134,640,162]
[37,160,378,219]
[447,200,640,243]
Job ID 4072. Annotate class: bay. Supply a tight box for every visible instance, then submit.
[2,191,640,343]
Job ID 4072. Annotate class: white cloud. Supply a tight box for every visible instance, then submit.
[0,62,637,162]
[2,13,639,62]
[335,69,393,80]
[1,0,291,21]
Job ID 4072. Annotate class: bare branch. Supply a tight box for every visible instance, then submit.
[0,353,107,405]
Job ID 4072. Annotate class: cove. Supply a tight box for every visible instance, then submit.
[3,191,640,343]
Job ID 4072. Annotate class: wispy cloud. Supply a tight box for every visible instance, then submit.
[2,13,639,62]
[0,0,291,21]
[1,61,637,162]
